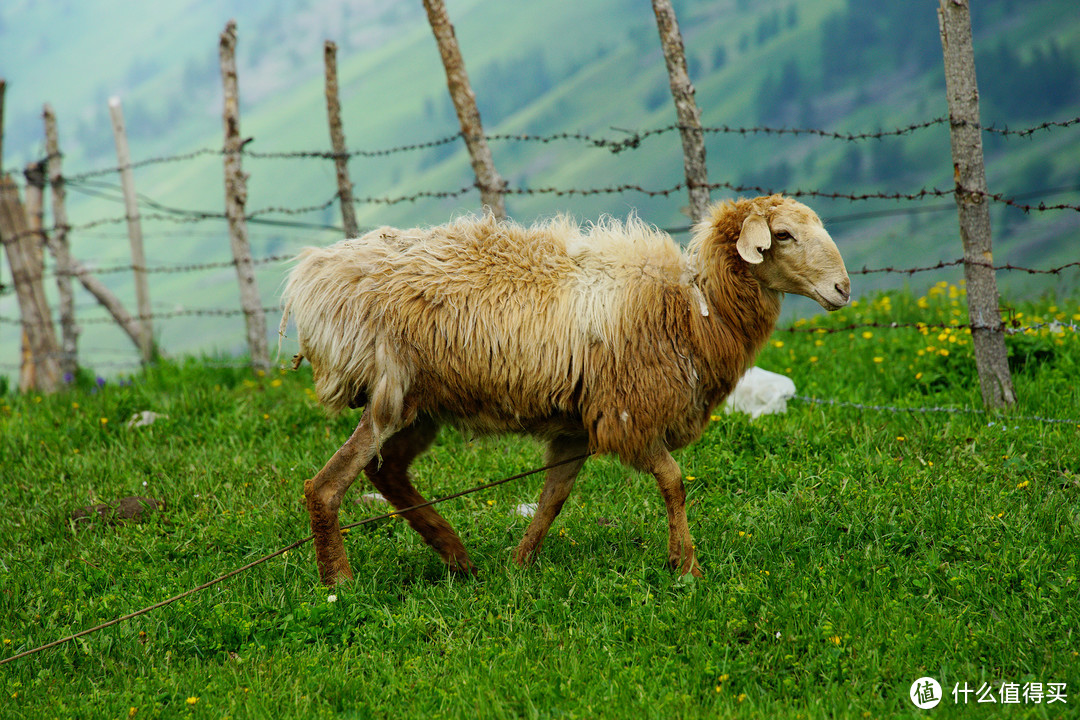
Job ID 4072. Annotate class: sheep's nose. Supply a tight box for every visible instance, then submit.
[835,281,850,304]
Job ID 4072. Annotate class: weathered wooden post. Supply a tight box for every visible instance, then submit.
[23,163,47,288]
[22,162,57,390]
[43,103,79,379]
[651,0,710,222]
[938,0,1015,408]
[0,78,5,172]
[324,41,359,239]
[421,0,506,219]
[0,173,61,392]
[219,20,270,372]
[108,96,156,364]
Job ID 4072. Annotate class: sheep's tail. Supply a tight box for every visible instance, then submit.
[278,297,305,369]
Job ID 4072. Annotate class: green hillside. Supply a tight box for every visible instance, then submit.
[2,0,1079,372]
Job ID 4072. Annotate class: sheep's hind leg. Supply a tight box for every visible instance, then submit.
[365,417,474,574]
[306,411,386,586]
[513,436,590,566]
[643,448,703,578]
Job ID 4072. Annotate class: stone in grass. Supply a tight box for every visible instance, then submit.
[354,492,389,507]
[127,411,168,429]
[70,496,165,527]
[351,492,396,530]
[723,366,796,419]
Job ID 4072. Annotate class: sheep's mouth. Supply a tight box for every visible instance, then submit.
[810,285,850,311]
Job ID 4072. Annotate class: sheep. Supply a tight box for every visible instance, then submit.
[280,194,850,585]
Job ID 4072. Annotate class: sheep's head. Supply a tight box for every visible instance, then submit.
[731,196,850,311]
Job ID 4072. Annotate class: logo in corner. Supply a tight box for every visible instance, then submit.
[910,677,943,709]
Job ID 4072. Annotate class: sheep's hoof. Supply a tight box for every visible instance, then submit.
[319,562,355,587]
[512,543,539,567]
[668,557,704,579]
[447,554,477,575]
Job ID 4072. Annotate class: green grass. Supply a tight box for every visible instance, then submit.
[1,287,1078,719]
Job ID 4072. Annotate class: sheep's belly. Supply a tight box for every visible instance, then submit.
[415,367,584,439]
[435,408,587,442]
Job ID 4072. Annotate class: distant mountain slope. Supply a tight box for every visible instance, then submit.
[2,0,1078,368]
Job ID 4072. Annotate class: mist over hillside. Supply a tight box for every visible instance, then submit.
[2,0,1078,369]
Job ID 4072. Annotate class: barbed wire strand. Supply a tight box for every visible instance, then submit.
[7,112,1078,186]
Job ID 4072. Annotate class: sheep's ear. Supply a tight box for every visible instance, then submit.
[737,214,771,264]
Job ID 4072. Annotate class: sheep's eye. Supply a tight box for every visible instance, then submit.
[774,230,793,242]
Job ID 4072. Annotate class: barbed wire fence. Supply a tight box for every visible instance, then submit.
[1,7,1078,423]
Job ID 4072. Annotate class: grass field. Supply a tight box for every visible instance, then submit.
[1,285,1078,719]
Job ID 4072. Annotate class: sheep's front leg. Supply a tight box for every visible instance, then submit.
[514,436,590,566]
[644,448,703,578]
[306,411,384,586]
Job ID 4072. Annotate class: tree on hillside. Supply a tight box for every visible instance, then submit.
[712,45,727,70]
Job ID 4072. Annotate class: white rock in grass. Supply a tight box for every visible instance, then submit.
[356,493,389,506]
[515,502,538,518]
[723,367,796,419]
[126,411,168,429]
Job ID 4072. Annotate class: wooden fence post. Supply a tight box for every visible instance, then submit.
[0,78,5,172]
[0,173,61,392]
[219,20,269,372]
[421,0,506,219]
[22,162,58,390]
[23,163,46,288]
[108,96,156,364]
[651,0,710,223]
[938,0,1015,408]
[324,41,359,239]
[43,103,79,379]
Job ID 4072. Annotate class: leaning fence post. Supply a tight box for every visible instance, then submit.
[23,163,47,293]
[324,41,359,239]
[651,0,710,223]
[43,103,79,379]
[22,162,59,390]
[219,20,269,373]
[0,173,61,393]
[421,0,506,219]
[108,96,156,365]
[938,0,1015,408]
